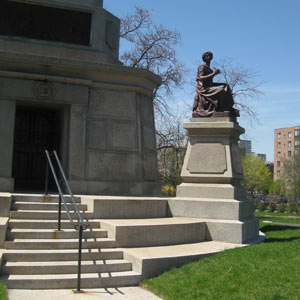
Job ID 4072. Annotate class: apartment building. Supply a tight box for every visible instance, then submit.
[274,126,300,180]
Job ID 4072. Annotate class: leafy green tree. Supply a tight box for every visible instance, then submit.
[268,179,286,196]
[281,149,300,201]
[241,154,272,195]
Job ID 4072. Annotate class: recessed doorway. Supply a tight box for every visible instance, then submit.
[12,107,61,191]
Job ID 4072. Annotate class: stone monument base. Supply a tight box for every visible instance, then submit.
[168,197,259,244]
[175,117,260,244]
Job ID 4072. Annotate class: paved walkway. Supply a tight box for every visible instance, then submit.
[8,287,163,300]
[263,220,300,227]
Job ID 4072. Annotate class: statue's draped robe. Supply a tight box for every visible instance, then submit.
[193,65,235,117]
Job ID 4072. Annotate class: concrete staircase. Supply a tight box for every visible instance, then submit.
[0,194,256,290]
[1,195,141,289]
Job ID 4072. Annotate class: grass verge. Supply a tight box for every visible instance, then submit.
[0,282,7,300]
[255,211,300,218]
[143,216,300,300]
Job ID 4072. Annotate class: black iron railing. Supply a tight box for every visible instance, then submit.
[44,150,89,292]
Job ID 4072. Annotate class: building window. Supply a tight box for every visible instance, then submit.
[295,130,300,136]
[288,151,292,157]
[277,170,280,177]
[277,132,281,138]
[0,1,92,46]
[277,152,281,158]
[277,142,281,148]
[288,132,292,138]
[288,141,291,147]
[295,149,299,155]
[277,161,280,167]
[295,140,300,146]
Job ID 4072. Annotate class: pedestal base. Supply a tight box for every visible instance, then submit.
[177,183,246,200]
[168,197,258,243]
[175,117,260,244]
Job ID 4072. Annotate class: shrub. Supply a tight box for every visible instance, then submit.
[288,202,298,213]
[278,203,286,213]
[162,185,176,196]
[161,172,183,189]
[258,202,268,212]
[269,202,277,212]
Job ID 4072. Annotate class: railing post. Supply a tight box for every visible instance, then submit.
[77,225,83,292]
[45,149,88,292]
[45,158,49,195]
[58,195,62,231]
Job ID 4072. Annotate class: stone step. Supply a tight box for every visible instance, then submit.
[101,217,206,247]
[2,260,132,275]
[8,219,100,229]
[3,249,123,262]
[12,195,81,203]
[6,228,107,240]
[2,271,141,289]
[123,241,244,279]
[10,211,94,220]
[5,238,116,250]
[11,202,87,212]
[86,197,169,219]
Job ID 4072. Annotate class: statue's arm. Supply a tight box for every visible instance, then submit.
[196,67,220,82]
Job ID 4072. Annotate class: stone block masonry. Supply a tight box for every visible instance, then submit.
[0,0,161,196]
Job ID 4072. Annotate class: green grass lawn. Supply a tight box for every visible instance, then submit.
[0,282,7,300]
[143,214,300,300]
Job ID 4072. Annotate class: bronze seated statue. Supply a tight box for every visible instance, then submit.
[192,51,239,118]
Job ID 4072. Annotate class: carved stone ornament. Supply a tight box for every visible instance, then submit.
[34,82,54,99]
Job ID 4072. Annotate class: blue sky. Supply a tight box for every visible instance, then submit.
[104,0,300,162]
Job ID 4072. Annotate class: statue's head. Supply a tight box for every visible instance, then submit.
[202,51,213,62]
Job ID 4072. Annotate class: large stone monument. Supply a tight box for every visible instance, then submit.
[0,0,161,195]
[172,51,260,244]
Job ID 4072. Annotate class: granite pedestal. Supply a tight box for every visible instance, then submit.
[175,117,259,244]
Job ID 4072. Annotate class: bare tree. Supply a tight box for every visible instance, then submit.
[119,7,263,188]
[120,7,185,116]
[120,7,151,40]
[120,7,262,122]
[213,58,263,121]
[156,112,187,187]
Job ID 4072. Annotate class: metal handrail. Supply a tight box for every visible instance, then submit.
[44,150,89,292]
